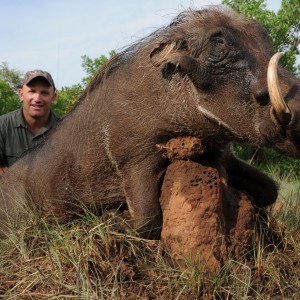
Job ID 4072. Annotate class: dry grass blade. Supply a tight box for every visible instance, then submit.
[0,172,300,299]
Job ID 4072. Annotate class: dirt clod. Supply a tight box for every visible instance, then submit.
[156,136,205,161]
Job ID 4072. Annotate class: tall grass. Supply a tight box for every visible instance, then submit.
[0,170,299,299]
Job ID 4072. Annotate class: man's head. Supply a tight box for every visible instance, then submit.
[22,69,56,91]
[19,69,57,123]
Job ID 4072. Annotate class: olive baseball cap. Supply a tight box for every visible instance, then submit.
[22,69,56,90]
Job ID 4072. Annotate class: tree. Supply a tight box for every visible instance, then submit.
[0,62,23,91]
[52,84,83,116]
[0,81,21,116]
[222,0,300,75]
[81,50,117,86]
[55,51,117,115]
[0,63,22,116]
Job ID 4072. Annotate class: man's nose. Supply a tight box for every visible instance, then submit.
[33,92,42,101]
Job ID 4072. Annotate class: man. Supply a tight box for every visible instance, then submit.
[0,69,61,174]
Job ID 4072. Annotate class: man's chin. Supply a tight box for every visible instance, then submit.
[29,111,45,118]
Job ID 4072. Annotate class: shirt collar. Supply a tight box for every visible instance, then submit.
[13,108,58,132]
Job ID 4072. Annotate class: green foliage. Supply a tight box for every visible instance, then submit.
[0,80,21,116]
[54,51,117,116]
[0,63,22,116]
[81,50,117,86]
[233,144,300,176]
[53,83,83,116]
[222,0,300,75]
[0,62,22,91]
[257,148,300,176]
[270,0,300,74]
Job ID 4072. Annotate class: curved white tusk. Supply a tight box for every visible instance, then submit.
[267,52,291,125]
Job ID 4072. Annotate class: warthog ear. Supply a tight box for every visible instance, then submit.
[150,42,211,90]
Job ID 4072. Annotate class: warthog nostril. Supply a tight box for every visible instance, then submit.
[254,88,270,106]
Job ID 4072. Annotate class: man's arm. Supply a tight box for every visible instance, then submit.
[0,130,8,175]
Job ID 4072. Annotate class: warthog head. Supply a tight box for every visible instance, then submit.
[149,8,300,157]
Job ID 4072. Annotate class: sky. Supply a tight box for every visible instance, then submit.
[0,0,287,89]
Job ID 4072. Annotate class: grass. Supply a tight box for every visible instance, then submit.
[0,170,300,299]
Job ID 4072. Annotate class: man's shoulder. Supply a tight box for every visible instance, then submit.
[0,109,22,125]
[49,110,62,126]
[52,110,62,121]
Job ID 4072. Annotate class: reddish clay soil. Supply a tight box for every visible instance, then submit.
[159,137,258,273]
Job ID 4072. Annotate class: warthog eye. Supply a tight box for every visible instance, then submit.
[208,30,232,64]
[212,36,225,45]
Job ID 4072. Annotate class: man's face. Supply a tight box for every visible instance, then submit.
[18,78,57,120]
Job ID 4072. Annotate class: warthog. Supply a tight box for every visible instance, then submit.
[1,6,299,238]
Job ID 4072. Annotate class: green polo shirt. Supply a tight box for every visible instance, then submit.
[0,108,61,167]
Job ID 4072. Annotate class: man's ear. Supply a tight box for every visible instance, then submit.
[18,88,24,102]
[52,91,57,104]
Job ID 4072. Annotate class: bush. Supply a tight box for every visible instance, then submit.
[233,143,300,177]
[0,80,21,116]
[52,84,83,116]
